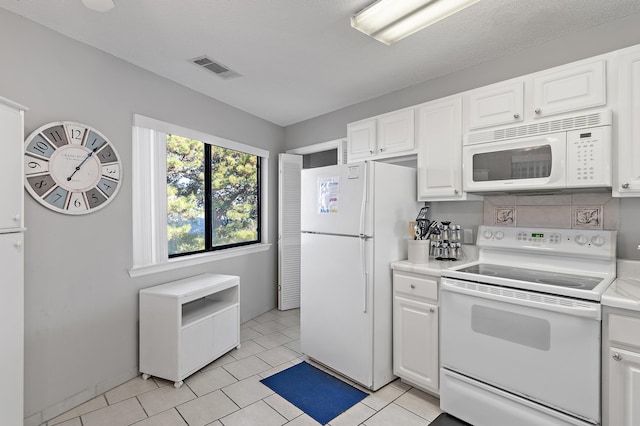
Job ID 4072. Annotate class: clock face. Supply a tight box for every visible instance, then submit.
[24,122,122,215]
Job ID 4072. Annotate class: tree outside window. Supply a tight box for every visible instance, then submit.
[166,135,260,256]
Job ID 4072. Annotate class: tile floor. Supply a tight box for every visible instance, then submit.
[45,308,443,426]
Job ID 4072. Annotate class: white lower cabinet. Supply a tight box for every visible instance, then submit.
[608,346,640,426]
[139,274,240,387]
[605,312,640,426]
[393,270,439,394]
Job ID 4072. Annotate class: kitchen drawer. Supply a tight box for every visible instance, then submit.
[609,314,640,348]
[393,271,438,301]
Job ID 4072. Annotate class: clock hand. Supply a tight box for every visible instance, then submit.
[67,148,97,181]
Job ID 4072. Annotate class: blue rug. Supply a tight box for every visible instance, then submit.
[431,413,472,425]
[260,361,368,424]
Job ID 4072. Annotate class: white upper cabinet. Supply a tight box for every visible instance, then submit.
[417,96,479,201]
[605,312,640,426]
[347,119,376,162]
[347,108,415,163]
[0,97,26,232]
[614,45,640,196]
[531,59,606,119]
[464,57,608,137]
[377,108,415,155]
[465,80,524,130]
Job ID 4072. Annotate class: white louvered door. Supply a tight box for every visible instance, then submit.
[278,153,302,310]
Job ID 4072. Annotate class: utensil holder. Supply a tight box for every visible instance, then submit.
[408,239,430,263]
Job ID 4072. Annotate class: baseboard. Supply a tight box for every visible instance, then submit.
[29,366,139,425]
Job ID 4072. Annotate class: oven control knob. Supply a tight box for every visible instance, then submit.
[495,231,504,240]
[574,234,588,245]
[591,236,606,247]
[483,230,493,239]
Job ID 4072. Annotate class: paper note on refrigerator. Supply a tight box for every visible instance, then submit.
[318,177,339,213]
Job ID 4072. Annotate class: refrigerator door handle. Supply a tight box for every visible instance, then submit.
[358,162,368,238]
[360,236,368,313]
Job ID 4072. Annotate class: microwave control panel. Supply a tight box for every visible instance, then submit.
[566,126,611,187]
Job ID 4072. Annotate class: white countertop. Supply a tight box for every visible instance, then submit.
[391,245,478,276]
[602,259,640,311]
[393,247,640,310]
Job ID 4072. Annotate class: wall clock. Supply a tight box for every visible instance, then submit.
[23,121,122,215]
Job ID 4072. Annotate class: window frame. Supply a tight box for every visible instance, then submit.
[130,114,270,278]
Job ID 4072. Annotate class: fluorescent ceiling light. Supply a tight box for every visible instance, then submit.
[351,0,481,45]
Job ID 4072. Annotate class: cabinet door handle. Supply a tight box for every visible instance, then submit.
[369,150,374,154]
[612,353,622,361]
[410,284,415,289]
[14,240,22,248]
[535,108,542,114]
[622,183,630,189]
[429,308,435,313]
[13,214,21,222]
[513,113,520,119]
[379,148,384,153]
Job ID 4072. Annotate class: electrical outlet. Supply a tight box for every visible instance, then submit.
[463,228,474,244]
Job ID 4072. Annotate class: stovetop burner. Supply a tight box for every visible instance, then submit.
[456,263,603,290]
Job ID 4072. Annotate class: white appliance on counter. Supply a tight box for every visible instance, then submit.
[463,109,612,193]
[300,161,418,390]
[440,225,617,426]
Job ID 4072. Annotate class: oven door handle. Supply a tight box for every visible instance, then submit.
[441,278,601,320]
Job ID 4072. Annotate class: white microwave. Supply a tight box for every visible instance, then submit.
[463,125,612,193]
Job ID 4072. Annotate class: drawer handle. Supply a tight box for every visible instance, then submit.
[429,308,435,313]
[612,353,622,362]
[410,284,416,289]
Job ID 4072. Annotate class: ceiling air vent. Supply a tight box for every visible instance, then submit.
[190,56,241,80]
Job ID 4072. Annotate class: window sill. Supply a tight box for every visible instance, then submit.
[128,243,272,278]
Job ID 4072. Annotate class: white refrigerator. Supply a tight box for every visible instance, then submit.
[300,161,418,390]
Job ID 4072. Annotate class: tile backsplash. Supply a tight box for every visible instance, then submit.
[483,192,619,230]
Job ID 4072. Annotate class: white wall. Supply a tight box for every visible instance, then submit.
[283,12,640,260]
[0,9,284,423]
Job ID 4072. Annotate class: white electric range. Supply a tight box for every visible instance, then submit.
[440,225,617,426]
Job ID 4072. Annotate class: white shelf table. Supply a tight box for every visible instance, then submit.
[139,273,240,388]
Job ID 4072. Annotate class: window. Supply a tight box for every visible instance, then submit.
[166,135,261,256]
[130,115,270,277]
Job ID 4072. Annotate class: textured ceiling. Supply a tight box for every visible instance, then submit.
[2,0,640,126]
